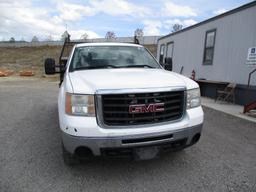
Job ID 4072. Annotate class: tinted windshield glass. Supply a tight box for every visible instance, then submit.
[69,46,160,71]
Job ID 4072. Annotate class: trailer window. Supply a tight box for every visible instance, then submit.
[203,29,216,65]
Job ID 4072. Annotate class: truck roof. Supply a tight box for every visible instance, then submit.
[75,42,143,48]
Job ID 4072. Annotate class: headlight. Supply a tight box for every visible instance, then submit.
[187,88,201,109]
[65,93,95,116]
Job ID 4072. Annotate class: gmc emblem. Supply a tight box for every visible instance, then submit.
[129,103,165,114]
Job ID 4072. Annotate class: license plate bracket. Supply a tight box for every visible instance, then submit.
[134,146,159,160]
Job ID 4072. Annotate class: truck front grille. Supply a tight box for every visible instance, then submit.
[100,91,185,126]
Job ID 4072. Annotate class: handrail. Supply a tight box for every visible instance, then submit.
[179,66,184,74]
[134,36,140,44]
[59,35,70,64]
[247,68,256,87]
[58,35,70,87]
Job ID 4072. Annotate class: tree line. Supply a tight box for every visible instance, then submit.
[5,24,183,42]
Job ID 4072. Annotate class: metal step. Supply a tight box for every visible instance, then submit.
[60,57,68,61]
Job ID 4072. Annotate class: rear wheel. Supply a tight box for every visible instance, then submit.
[62,143,79,166]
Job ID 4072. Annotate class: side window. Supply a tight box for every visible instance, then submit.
[203,29,216,65]
[159,44,165,64]
[166,42,174,58]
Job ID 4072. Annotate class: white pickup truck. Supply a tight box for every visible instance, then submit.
[44,42,203,165]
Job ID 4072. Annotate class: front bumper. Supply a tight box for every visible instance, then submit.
[62,123,203,156]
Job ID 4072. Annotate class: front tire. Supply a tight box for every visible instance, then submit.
[62,143,79,166]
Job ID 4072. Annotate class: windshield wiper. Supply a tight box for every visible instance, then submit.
[74,65,119,71]
[121,65,155,68]
[72,64,157,72]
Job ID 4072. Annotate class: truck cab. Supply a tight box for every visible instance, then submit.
[45,42,203,165]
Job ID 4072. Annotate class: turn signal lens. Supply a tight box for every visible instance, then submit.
[187,88,201,109]
[65,93,95,116]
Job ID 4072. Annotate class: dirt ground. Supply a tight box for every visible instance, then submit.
[0,44,157,77]
[0,79,255,192]
[0,46,61,77]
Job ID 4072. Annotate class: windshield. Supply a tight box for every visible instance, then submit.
[69,46,161,71]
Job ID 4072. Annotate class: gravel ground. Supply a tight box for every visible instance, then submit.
[0,80,255,192]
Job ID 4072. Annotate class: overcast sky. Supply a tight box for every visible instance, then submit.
[0,0,252,41]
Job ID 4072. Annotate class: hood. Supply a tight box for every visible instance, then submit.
[68,68,198,94]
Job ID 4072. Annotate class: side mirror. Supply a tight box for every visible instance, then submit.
[44,58,56,75]
[164,57,173,71]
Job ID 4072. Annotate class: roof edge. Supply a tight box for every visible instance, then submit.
[75,42,143,47]
[158,1,256,41]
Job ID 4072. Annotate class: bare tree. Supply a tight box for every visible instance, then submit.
[31,36,39,42]
[105,31,116,40]
[45,35,53,41]
[134,28,143,38]
[20,37,25,42]
[172,24,183,33]
[61,30,70,41]
[9,37,15,42]
[80,33,88,40]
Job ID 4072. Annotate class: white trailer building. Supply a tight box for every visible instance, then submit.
[157,1,256,105]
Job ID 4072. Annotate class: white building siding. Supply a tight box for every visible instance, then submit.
[157,4,256,86]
